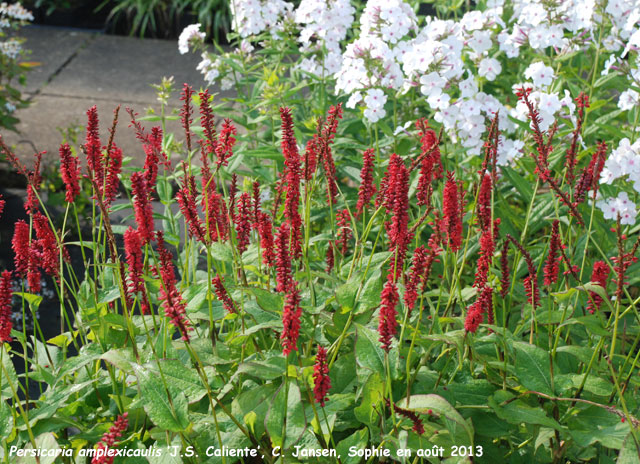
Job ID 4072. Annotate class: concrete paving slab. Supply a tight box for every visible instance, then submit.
[21,25,96,94]
[45,33,207,104]
[1,93,191,167]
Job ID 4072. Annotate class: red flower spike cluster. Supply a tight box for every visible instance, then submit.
[281,285,302,356]
[404,246,429,314]
[574,141,607,205]
[313,104,342,205]
[443,171,463,252]
[384,154,411,279]
[103,144,123,205]
[59,143,80,203]
[176,171,206,243]
[587,260,609,314]
[199,89,217,154]
[543,220,562,286]
[216,118,237,168]
[356,148,376,217]
[325,242,335,274]
[24,151,43,215]
[85,106,104,186]
[508,234,540,309]
[0,270,13,343]
[155,232,192,342]
[476,172,492,231]
[212,274,237,314]
[336,209,352,255]
[279,107,303,260]
[180,83,194,153]
[312,345,331,406]
[91,413,129,464]
[303,138,318,182]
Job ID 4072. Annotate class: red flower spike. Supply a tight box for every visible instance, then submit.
[477,172,492,231]
[356,148,377,217]
[252,181,261,228]
[24,151,43,214]
[386,154,411,279]
[500,240,510,298]
[279,107,303,260]
[155,232,192,342]
[303,138,318,182]
[404,246,429,313]
[473,223,497,290]
[316,105,342,205]
[199,89,217,155]
[0,270,13,343]
[275,222,293,293]
[565,92,589,185]
[586,260,609,314]
[12,220,30,277]
[336,209,352,255]
[325,241,335,274]
[85,105,104,185]
[176,172,206,244]
[59,143,80,203]
[443,171,462,252]
[0,194,4,217]
[91,412,129,464]
[507,234,539,309]
[543,220,561,286]
[124,227,144,294]
[378,277,399,352]
[104,144,123,206]
[234,192,252,255]
[385,399,425,435]
[281,285,302,356]
[415,120,442,205]
[215,118,237,168]
[312,346,331,407]
[180,83,194,153]
[131,172,154,245]
[257,212,275,267]
[33,212,67,280]
[212,274,237,314]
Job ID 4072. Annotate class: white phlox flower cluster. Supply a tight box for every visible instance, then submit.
[178,24,205,55]
[600,138,640,193]
[597,192,638,225]
[0,2,33,22]
[230,0,293,38]
[0,38,20,59]
[295,0,355,75]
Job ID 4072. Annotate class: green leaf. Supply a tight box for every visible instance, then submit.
[399,394,474,446]
[336,429,369,464]
[237,357,285,380]
[16,433,59,464]
[336,277,359,310]
[488,391,562,431]
[265,382,307,449]
[354,323,385,375]
[0,400,13,439]
[354,372,384,425]
[1,344,18,400]
[133,364,189,432]
[147,360,207,404]
[618,433,640,464]
[244,287,283,312]
[513,341,555,395]
[209,242,233,262]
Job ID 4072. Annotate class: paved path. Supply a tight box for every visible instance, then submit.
[2,25,214,167]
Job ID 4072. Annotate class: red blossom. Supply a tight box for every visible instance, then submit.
[303,138,319,182]
[336,209,352,255]
[180,83,194,153]
[257,212,275,267]
[234,192,252,255]
[316,104,342,204]
[443,171,463,252]
[378,276,398,352]
[281,285,302,356]
[33,212,67,280]
[252,181,261,228]
[404,246,429,313]
[176,172,206,244]
[477,172,492,231]
[280,107,303,260]
[385,399,425,435]
[474,221,498,290]
[24,151,43,214]
[131,172,154,244]
[199,89,217,155]
[465,286,493,333]
[212,274,237,314]
[85,105,104,185]
[507,234,539,309]
[312,345,331,407]
[325,242,335,273]
[91,413,129,464]
[275,222,293,293]
[543,220,561,286]
[12,220,30,277]
[59,143,80,203]
[155,232,192,342]
[356,148,377,217]
[215,118,237,168]
[124,227,145,299]
[565,92,589,185]
[385,154,410,279]
[587,260,609,314]
[415,120,442,206]
[0,270,13,343]
[104,144,122,206]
